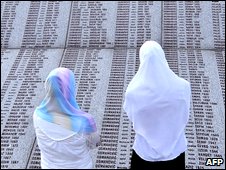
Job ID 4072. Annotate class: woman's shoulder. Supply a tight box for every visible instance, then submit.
[33,113,85,141]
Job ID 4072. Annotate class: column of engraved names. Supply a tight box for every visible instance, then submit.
[179,50,197,169]
[1,1,19,48]
[188,50,221,169]
[66,1,107,48]
[184,1,202,49]
[74,49,100,112]
[164,2,203,49]
[215,51,225,105]
[61,49,79,73]
[115,1,153,48]
[212,1,225,104]
[165,49,179,75]
[114,1,129,47]
[178,2,186,48]
[202,50,225,169]
[1,49,24,169]
[162,2,177,48]
[1,49,47,169]
[95,50,126,168]
[1,50,20,128]
[1,50,12,102]
[127,1,153,48]
[115,49,136,168]
[1,1,25,123]
[113,3,132,167]
[212,1,225,49]
[128,2,137,47]
[21,1,59,48]
[136,1,152,47]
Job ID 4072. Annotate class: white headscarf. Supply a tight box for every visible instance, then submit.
[123,41,191,157]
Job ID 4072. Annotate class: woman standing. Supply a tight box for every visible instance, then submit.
[123,41,191,169]
[33,67,100,169]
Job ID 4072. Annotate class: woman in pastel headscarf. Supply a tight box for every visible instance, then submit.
[123,41,191,169]
[33,67,101,169]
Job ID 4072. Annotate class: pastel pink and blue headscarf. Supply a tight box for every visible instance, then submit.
[34,67,96,134]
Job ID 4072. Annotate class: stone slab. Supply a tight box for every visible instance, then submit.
[1,1,225,169]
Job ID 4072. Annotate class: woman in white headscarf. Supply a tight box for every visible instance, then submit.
[123,41,191,169]
[33,67,101,169]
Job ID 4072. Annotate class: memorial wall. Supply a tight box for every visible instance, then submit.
[1,1,225,169]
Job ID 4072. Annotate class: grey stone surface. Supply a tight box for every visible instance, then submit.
[1,1,225,169]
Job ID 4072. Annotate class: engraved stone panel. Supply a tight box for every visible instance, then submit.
[1,1,225,169]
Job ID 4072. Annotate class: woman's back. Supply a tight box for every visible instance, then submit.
[33,113,93,169]
[123,41,191,169]
[33,67,100,169]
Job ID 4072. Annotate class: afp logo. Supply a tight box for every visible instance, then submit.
[205,158,224,166]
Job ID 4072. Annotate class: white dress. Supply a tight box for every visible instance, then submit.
[33,114,100,169]
[123,41,191,161]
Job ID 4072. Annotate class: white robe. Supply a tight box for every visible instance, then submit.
[123,41,191,161]
[33,114,100,169]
